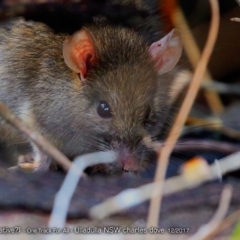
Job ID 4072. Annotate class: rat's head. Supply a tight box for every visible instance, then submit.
[62,24,182,174]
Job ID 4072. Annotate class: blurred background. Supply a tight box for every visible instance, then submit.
[157,0,240,178]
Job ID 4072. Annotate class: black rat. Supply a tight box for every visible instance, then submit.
[0,8,183,173]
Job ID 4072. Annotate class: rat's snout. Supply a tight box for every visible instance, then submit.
[114,143,140,172]
[111,134,142,172]
[118,153,139,172]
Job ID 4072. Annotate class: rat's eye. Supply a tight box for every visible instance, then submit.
[97,101,112,118]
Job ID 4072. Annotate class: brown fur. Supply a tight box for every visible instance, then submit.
[0,17,180,173]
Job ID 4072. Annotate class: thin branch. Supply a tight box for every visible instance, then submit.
[186,117,240,140]
[171,2,223,114]
[0,102,72,171]
[204,209,240,240]
[47,151,115,235]
[146,0,220,232]
[144,137,240,155]
[90,150,240,220]
[230,1,240,22]
[202,81,240,95]
[173,139,240,154]
[188,185,232,240]
[235,0,240,6]
[231,18,240,22]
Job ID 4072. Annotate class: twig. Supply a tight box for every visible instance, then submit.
[90,150,240,220]
[231,0,240,22]
[186,117,240,140]
[231,18,240,22]
[235,0,240,6]
[204,209,240,240]
[173,139,240,154]
[144,137,240,155]
[202,81,240,95]
[179,71,240,95]
[47,151,115,240]
[146,0,220,233]
[171,1,223,114]
[188,185,232,240]
[0,102,72,171]
[171,68,240,95]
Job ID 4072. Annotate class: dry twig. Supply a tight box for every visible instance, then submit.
[235,0,240,6]
[202,80,240,95]
[47,151,115,237]
[230,0,240,22]
[186,116,240,140]
[146,0,220,232]
[0,102,72,171]
[145,137,240,155]
[90,150,240,220]
[204,209,240,240]
[173,139,240,154]
[188,185,232,240]
[231,18,240,22]
[171,1,223,114]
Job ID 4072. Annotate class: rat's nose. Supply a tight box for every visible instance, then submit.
[120,155,139,172]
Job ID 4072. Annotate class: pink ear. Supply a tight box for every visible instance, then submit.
[63,28,97,81]
[149,29,182,75]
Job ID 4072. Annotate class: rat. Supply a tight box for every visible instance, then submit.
[0,10,183,174]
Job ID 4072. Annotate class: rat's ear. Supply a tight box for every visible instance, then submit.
[149,29,182,75]
[63,28,97,81]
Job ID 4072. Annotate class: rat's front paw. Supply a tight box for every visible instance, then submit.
[18,151,53,172]
[18,153,35,171]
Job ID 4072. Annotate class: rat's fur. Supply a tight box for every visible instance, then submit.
[0,17,179,173]
[0,0,183,173]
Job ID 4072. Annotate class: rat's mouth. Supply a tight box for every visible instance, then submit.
[83,154,142,175]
